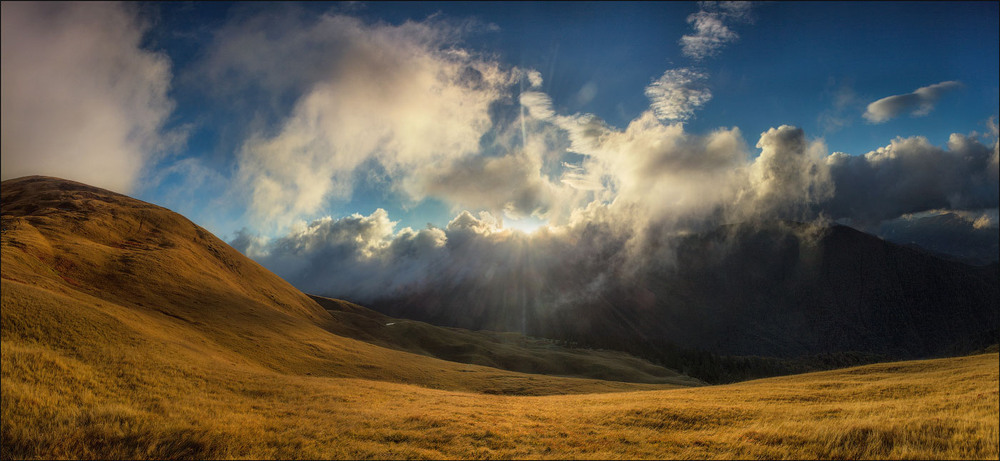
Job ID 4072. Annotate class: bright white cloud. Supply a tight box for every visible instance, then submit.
[0,2,178,193]
[863,81,962,123]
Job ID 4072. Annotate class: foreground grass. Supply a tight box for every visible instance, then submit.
[4,329,997,460]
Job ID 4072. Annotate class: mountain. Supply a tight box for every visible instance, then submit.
[0,175,696,393]
[877,211,1000,266]
[312,294,698,385]
[368,221,999,365]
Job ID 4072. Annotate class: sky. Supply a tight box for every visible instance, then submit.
[2,2,998,304]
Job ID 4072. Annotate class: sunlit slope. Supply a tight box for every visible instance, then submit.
[0,176,693,393]
[312,295,700,385]
[5,331,996,459]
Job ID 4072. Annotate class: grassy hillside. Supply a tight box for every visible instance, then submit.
[2,176,997,459]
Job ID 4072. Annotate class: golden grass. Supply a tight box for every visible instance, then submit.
[4,326,997,460]
[3,176,998,459]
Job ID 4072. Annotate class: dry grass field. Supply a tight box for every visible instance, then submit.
[2,176,998,459]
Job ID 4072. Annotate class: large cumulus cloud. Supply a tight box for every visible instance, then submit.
[234,208,524,302]
[825,133,998,224]
[1,2,179,193]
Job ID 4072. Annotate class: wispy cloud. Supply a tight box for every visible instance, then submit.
[645,68,712,122]
[817,79,865,134]
[0,2,180,193]
[680,1,754,61]
[863,81,962,123]
[520,91,556,120]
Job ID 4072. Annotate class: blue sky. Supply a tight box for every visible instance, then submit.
[2,1,998,251]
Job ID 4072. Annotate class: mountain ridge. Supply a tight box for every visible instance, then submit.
[364,218,999,365]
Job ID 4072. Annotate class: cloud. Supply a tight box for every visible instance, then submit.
[234,208,406,297]
[0,2,179,193]
[207,5,757,232]
[237,120,999,323]
[559,111,747,216]
[817,79,865,134]
[233,208,530,302]
[520,91,556,121]
[559,162,604,191]
[203,7,995,311]
[645,68,712,122]
[824,133,998,224]
[987,116,999,177]
[679,1,754,61]
[862,81,962,123]
[972,210,998,230]
[574,82,599,107]
[739,125,834,220]
[407,151,557,220]
[198,11,518,227]
[526,70,544,89]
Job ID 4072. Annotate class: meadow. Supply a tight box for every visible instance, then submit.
[4,324,996,459]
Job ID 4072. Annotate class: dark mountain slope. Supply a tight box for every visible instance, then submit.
[311,295,700,385]
[369,221,999,363]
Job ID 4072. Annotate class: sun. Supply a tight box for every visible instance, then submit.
[504,215,548,234]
